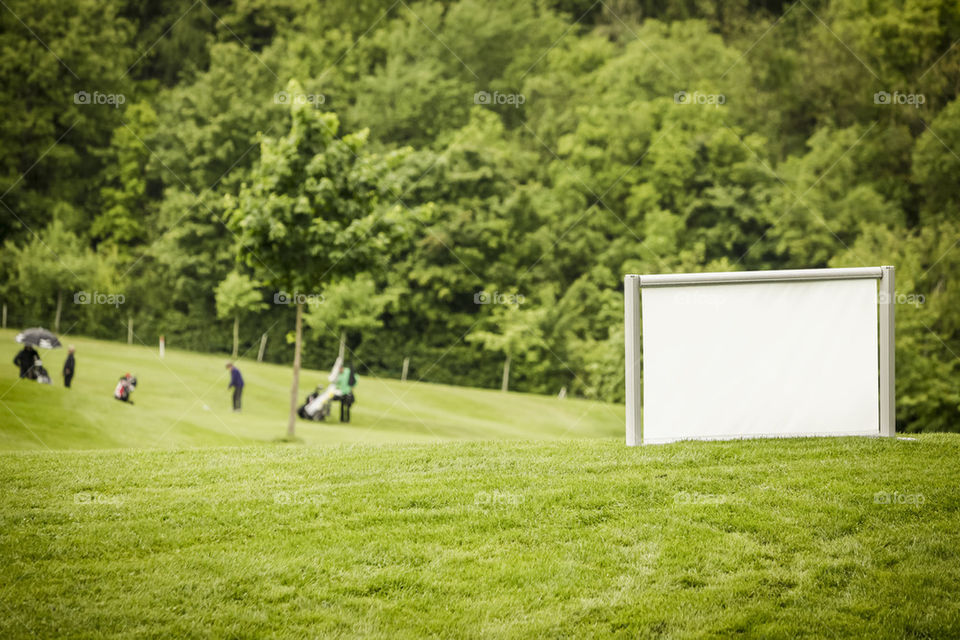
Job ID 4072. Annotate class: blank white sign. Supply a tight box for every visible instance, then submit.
[641,278,879,443]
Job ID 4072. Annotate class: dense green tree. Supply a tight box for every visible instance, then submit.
[831,222,960,432]
[92,102,160,249]
[912,98,960,223]
[228,81,412,436]
[2,0,960,433]
[0,0,136,240]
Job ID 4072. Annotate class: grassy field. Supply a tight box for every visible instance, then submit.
[2,330,959,638]
[1,436,959,638]
[0,329,622,450]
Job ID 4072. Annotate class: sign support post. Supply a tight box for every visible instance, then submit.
[624,275,642,446]
[879,266,896,437]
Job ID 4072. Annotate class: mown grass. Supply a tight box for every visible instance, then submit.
[2,436,959,638]
[0,329,622,450]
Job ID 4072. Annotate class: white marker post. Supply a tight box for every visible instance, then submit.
[258,333,268,362]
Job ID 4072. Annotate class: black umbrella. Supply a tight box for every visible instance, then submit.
[15,328,62,349]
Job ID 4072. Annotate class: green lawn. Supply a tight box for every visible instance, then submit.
[0,329,622,450]
[2,330,959,638]
[1,436,959,638]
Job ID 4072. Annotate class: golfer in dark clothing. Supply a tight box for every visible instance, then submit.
[13,345,38,378]
[63,346,76,388]
[226,363,244,411]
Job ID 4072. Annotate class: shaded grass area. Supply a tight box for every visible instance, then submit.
[2,436,959,638]
[0,329,622,450]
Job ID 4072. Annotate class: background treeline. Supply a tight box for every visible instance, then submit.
[1,0,958,431]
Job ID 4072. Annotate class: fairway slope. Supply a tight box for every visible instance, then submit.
[0,329,622,450]
[2,436,959,638]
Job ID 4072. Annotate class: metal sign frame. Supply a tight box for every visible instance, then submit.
[624,266,895,445]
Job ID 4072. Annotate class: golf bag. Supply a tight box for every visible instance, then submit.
[297,385,337,421]
[32,360,52,385]
[297,356,344,422]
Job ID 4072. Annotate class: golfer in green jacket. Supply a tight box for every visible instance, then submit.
[336,363,357,423]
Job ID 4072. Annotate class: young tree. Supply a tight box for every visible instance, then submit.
[468,300,546,392]
[0,241,20,328]
[304,273,398,360]
[10,221,91,332]
[215,271,267,359]
[227,80,409,437]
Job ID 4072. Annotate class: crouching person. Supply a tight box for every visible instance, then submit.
[114,373,137,404]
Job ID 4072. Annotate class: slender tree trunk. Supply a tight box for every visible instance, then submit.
[232,316,239,359]
[2,303,7,329]
[501,354,511,392]
[54,291,62,332]
[127,313,133,345]
[338,329,346,361]
[287,302,303,438]
[401,356,409,382]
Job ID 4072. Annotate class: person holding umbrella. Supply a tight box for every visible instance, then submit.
[13,328,60,380]
[63,346,76,388]
[13,344,38,378]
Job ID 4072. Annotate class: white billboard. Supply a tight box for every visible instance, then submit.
[624,267,895,445]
